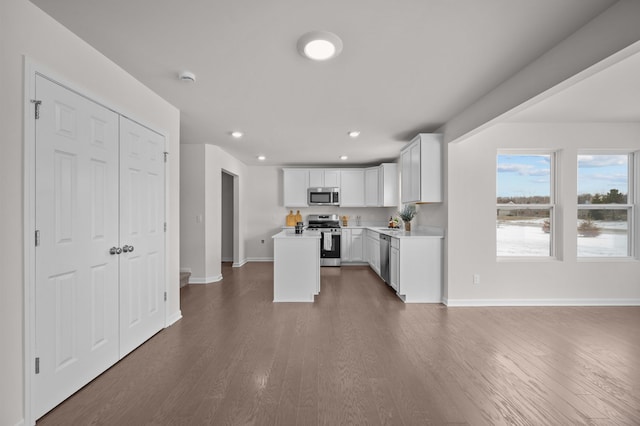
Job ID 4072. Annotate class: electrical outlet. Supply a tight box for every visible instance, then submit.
[261,239,265,244]
[473,274,480,285]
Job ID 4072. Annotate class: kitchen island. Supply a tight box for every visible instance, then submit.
[272,230,320,302]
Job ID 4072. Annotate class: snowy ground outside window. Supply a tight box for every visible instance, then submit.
[496,218,628,257]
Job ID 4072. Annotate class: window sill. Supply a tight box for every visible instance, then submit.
[497,257,560,263]
[577,257,638,263]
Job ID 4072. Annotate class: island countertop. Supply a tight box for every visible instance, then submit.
[272,230,321,239]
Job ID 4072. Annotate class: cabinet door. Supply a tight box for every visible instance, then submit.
[390,245,399,292]
[409,142,421,202]
[340,170,365,206]
[324,169,341,187]
[308,169,324,187]
[350,229,364,262]
[341,229,351,261]
[401,148,412,203]
[365,167,379,206]
[380,163,398,207]
[283,169,309,207]
[372,238,380,275]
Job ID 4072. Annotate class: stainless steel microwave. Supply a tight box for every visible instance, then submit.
[307,187,340,206]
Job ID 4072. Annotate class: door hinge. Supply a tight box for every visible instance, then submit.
[31,99,42,119]
[163,152,169,163]
[164,292,167,302]
[164,222,167,232]
[35,230,40,247]
[35,357,40,374]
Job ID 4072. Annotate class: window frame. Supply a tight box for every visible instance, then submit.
[496,151,557,259]
[576,151,635,259]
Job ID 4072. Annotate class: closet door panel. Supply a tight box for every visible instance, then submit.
[119,116,166,357]
[34,76,120,419]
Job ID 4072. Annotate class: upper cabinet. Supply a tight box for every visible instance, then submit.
[364,167,379,206]
[401,133,442,203]
[339,169,365,207]
[309,169,340,188]
[283,165,397,207]
[365,163,398,207]
[283,168,309,207]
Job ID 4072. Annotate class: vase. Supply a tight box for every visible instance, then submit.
[404,221,411,232]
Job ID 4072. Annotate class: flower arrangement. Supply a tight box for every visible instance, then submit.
[398,204,416,231]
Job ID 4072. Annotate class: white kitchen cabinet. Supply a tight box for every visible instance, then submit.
[365,167,379,206]
[283,168,309,207]
[390,238,400,292]
[400,133,442,203]
[366,230,380,275]
[395,237,442,303]
[309,169,340,188]
[340,169,365,207]
[366,164,398,207]
[379,163,398,207]
[341,228,365,262]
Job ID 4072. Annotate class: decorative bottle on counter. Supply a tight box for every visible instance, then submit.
[295,210,302,224]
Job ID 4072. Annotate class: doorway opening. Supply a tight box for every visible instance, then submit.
[221,171,235,265]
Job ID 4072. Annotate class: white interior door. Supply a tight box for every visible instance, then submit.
[34,76,120,418]
[118,116,165,357]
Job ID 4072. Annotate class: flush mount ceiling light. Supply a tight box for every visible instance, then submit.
[340,155,348,161]
[257,155,266,161]
[178,71,196,83]
[348,131,360,138]
[231,131,243,138]
[297,31,343,61]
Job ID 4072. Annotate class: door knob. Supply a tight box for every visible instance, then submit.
[122,245,134,253]
[109,247,122,255]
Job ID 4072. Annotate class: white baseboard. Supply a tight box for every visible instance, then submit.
[189,274,223,284]
[221,257,233,262]
[14,419,25,426]
[443,298,640,307]
[232,259,248,267]
[245,257,273,262]
[166,310,182,326]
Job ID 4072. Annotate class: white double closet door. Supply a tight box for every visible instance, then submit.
[33,75,165,419]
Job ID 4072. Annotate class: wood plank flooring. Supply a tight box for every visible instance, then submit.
[38,262,640,425]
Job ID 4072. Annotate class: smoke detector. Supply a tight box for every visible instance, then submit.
[178,71,196,83]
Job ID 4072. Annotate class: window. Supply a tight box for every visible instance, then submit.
[496,153,555,257]
[577,154,633,258]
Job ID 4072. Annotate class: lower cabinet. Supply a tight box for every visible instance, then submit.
[394,237,442,303]
[341,228,365,262]
[366,230,380,275]
[389,238,400,292]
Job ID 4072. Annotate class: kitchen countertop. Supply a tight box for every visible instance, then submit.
[272,230,321,239]
[278,226,444,239]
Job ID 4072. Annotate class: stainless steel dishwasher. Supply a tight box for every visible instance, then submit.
[379,234,391,283]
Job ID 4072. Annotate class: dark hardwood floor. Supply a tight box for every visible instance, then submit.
[38,262,640,425]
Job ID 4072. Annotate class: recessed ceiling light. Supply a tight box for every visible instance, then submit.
[348,131,360,138]
[340,155,348,161]
[297,31,343,61]
[178,71,196,83]
[231,131,243,138]
[257,155,266,161]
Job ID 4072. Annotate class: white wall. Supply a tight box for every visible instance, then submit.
[181,144,247,282]
[446,123,640,305]
[0,1,181,425]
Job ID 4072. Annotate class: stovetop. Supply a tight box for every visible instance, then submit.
[307,214,341,230]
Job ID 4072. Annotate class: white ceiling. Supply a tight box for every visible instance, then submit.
[30,0,620,166]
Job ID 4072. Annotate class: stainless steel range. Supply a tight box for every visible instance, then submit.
[307,214,341,267]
